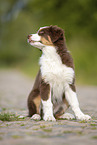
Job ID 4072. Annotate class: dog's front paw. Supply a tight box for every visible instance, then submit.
[31,114,41,121]
[43,115,56,121]
[76,113,91,121]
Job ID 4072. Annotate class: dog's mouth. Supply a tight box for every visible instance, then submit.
[28,39,34,43]
[28,39,42,44]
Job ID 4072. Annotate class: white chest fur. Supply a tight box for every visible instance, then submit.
[39,46,74,101]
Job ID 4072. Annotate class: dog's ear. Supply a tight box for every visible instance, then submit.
[50,25,64,43]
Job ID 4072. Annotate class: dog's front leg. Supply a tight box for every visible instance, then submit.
[40,80,56,121]
[65,84,91,121]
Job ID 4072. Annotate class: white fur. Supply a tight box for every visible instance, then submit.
[41,90,56,121]
[28,34,45,49]
[39,46,74,102]
[59,113,75,120]
[30,34,41,41]
[39,26,49,31]
[65,84,91,120]
[31,114,41,121]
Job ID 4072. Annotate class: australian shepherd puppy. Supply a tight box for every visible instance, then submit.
[27,25,91,121]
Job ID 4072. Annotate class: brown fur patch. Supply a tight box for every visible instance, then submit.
[27,99,36,117]
[69,84,76,92]
[40,80,50,101]
[27,71,41,117]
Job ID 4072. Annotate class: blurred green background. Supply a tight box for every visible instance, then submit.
[0,0,97,85]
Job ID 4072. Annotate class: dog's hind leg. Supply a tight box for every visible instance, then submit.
[27,70,41,119]
[59,113,75,120]
[58,95,75,120]
[27,89,41,117]
[54,95,70,119]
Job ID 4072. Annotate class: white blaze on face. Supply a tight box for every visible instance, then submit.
[30,34,41,42]
[39,26,49,31]
[28,33,45,49]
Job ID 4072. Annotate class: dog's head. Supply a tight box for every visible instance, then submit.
[27,25,65,50]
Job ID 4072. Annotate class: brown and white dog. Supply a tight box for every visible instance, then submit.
[27,25,91,121]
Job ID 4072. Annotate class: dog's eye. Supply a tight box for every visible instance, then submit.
[38,31,44,35]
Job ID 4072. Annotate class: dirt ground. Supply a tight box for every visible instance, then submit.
[0,70,97,145]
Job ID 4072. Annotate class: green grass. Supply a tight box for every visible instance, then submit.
[42,128,52,132]
[63,131,73,134]
[21,124,25,126]
[90,123,97,126]
[12,135,23,139]
[92,136,97,139]
[40,125,46,129]
[79,120,87,123]
[0,112,20,121]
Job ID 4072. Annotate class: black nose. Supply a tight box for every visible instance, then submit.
[27,34,32,39]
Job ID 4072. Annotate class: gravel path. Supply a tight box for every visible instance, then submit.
[0,70,97,145]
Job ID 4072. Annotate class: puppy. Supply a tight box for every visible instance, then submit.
[27,25,91,121]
